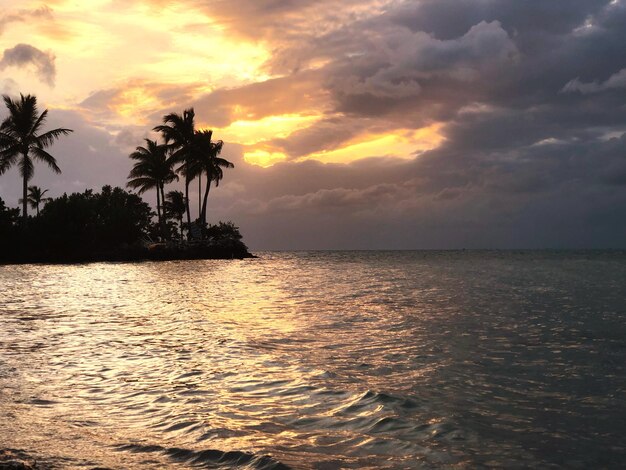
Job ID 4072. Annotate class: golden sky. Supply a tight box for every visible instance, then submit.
[0,0,443,167]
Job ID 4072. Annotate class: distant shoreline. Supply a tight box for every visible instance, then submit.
[0,241,255,265]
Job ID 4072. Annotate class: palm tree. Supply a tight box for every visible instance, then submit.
[19,185,50,216]
[163,190,186,240]
[154,108,196,231]
[0,94,72,220]
[127,139,177,238]
[192,130,233,226]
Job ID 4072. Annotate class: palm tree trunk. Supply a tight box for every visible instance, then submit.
[201,177,211,226]
[156,185,162,239]
[36,202,39,217]
[160,183,167,239]
[198,174,202,222]
[22,172,28,221]
[185,177,191,239]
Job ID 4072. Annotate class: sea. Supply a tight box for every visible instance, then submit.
[1,251,625,469]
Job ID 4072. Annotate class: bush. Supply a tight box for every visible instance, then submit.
[0,186,153,262]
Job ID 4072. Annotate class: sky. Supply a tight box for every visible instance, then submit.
[0,0,625,249]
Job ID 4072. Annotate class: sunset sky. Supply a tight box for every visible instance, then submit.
[1,0,625,249]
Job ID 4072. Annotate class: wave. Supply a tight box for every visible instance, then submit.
[338,390,421,414]
[117,443,291,469]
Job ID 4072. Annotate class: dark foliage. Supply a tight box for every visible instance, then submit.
[0,188,253,263]
[0,196,20,246]
[0,186,153,262]
[204,221,243,242]
[37,185,153,253]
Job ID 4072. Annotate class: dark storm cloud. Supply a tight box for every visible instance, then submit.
[563,68,626,94]
[0,44,56,86]
[258,0,626,195]
[387,0,609,39]
[206,127,626,249]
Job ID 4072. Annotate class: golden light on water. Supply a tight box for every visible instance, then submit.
[2,252,622,468]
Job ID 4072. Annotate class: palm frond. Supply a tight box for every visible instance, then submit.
[0,144,20,164]
[35,127,73,148]
[30,147,61,174]
[0,155,14,175]
[0,130,15,150]
[127,177,157,193]
[214,156,234,169]
[2,95,19,118]
[30,109,48,136]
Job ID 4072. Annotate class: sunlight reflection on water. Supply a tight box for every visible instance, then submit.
[1,251,625,469]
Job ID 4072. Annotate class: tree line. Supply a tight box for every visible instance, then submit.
[0,93,248,262]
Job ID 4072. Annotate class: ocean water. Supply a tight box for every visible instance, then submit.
[0,251,625,469]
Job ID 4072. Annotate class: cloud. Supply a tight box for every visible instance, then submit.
[268,116,370,159]
[1,78,18,95]
[79,79,201,125]
[0,44,56,86]
[0,6,53,35]
[562,68,626,94]
[193,71,325,128]
[198,0,385,41]
[3,0,626,249]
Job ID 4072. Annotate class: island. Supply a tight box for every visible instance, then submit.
[0,186,254,264]
[1,97,254,263]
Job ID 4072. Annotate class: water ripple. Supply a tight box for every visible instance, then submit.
[1,251,625,468]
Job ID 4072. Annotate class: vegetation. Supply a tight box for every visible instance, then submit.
[0,95,251,263]
[127,139,177,237]
[0,188,250,263]
[19,185,51,216]
[154,108,197,230]
[0,94,72,220]
[192,130,233,226]
[164,190,186,240]
[0,186,149,262]
[153,108,234,238]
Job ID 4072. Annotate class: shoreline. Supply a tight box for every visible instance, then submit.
[0,241,256,265]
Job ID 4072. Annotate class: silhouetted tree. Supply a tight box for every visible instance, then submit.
[127,139,177,238]
[0,186,155,262]
[192,130,233,226]
[0,94,72,220]
[164,190,186,239]
[19,185,50,216]
[38,186,153,253]
[0,196,19,246]
[205,221,243,242]
[154,108,196,232]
